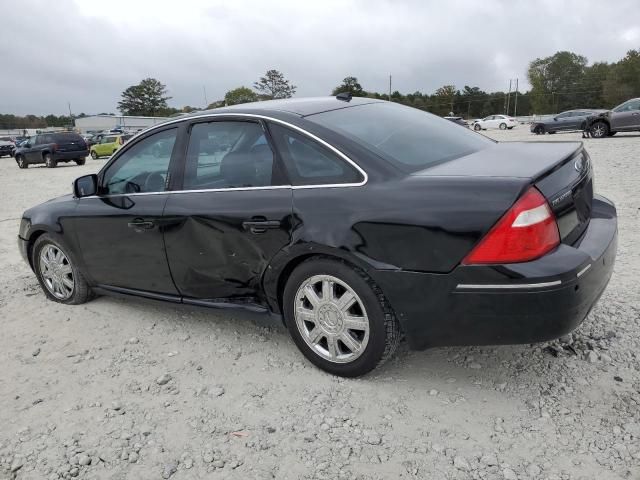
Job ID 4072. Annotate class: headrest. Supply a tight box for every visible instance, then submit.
[220,152,256,187]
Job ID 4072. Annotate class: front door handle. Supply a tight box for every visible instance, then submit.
[242,219,281,234]
[128,219,155,230]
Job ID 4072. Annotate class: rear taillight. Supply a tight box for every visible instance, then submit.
[462,187,560,264]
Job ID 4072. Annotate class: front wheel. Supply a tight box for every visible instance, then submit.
[473,123,481,131]
[32,234,93,305]
[499,123,507,130]
[44,153,57,168]
[590,121,609,138]
[283,258,400,377]
[16,155,28,169]
[608,131,617,137]
[90,150,98,159]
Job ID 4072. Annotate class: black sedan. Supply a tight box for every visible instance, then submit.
[18,97,618,377]
[530,109,606,134]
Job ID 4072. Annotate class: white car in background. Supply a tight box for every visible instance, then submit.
[473,115,518,131]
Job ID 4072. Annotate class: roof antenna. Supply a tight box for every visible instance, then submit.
[336,92,352,102]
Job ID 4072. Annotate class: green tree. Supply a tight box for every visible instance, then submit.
[434,85,458,115]
[118,78,172,116]
[603,49,640,106]
[224,86,259,105]
[331,76,365,96]
[527,51,587,113]
[253,70,296,99]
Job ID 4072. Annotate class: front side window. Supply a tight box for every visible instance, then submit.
[183,121,274,189]
[30,136,39,146]
[307,102,494,173]
[613,100,640,112]
[269,123,363,185]
[100,128,177,195]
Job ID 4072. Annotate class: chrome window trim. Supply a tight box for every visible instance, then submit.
[455,280,562,290]
[97,112,368,198]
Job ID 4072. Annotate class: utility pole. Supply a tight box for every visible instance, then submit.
[67,102,74,128]
[467,101,471,120]
[203,86,208,108]
[506,80,512,115]
[388,75,392,102]
[513,78,519,117]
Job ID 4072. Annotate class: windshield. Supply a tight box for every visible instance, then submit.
[306,102,494,173]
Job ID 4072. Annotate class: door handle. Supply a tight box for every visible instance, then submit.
[127,219,155,230]
[242,219,281,234]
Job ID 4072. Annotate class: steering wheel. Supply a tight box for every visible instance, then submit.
[143,172,165,192]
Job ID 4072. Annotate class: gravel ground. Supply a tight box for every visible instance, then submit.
[0,127,638,480]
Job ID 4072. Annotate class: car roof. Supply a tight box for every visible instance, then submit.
[183,96,385,118]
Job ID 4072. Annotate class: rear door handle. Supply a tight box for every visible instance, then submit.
[127,219,155,230]
[242,219,281,234]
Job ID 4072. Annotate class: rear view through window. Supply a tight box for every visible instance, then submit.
[307,102,494,172]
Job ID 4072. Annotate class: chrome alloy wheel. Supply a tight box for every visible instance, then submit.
[592,124,606,137]
[39,244,74,300]
[294,274,370,364]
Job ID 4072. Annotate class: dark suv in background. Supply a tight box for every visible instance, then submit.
[14,132,88,168]
[586,98,640,138]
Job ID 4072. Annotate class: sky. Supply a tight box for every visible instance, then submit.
[1,0,639,115]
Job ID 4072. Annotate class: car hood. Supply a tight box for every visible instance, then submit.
[411,141,582,179]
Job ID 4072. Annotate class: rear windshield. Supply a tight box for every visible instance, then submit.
[307,102,494,173]
[53,133,84,143]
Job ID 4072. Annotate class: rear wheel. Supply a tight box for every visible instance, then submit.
[590,121,609,138]
[16,155,28,169]
[75,158,86,166]
[44,153,57,168]
[499,123,507,130]
[32,234,92,305]
[283,258,400,377]
[90,150,98,159]
[534,125,545,135]
[473,123,481,131]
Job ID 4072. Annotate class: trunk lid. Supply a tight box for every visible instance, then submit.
[55,134,86,152]
[412,141,593,244]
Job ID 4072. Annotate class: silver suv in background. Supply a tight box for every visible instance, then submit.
[585,98,640,138]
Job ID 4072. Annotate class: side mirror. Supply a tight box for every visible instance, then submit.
[73,174,98,198]
[553,117,558,121]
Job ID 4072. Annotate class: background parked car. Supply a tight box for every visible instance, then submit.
[585,98,640,138]
[90,134,133,159]
[472,115,517,130]
[0,138,14,157]
[530,109,606,134]
[14,132,88,168]
[444,116,469,127]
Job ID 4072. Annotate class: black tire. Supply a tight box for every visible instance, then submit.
[499,122,507,130]
[534,125,545,135]
[473,123,481,131]
[75,158,86,166]
[44,153,57,168]
[283,257,400,377]
[16,155,28,169]
[608,131,617,137]
[32,234,93,305]
[90,150,98,159]
[590,121,609,138]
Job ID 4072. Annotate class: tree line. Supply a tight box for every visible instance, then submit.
[3,49,639,129]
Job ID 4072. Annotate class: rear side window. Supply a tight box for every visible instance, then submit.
[53,133,83,143]
[268,123,363,186]
[307,102,494,173]
[183,121,274,190]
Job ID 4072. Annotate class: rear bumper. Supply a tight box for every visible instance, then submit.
[53,150,89,161]
[371,195,618,350]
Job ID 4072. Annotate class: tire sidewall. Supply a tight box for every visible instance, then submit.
[32,233,87,304]
[17,156,26,168]
[91,151,98,159]
[45,154,56,168]
[283,259,390,377]
[499,123,507,130]
[473,124,481,131]
[590,122,609,138]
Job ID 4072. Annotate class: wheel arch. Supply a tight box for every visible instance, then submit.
[265,246,391,320]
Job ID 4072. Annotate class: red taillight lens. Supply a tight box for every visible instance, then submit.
[462,187,560,264]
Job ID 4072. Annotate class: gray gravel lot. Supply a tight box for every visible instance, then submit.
[0,127,638,480]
